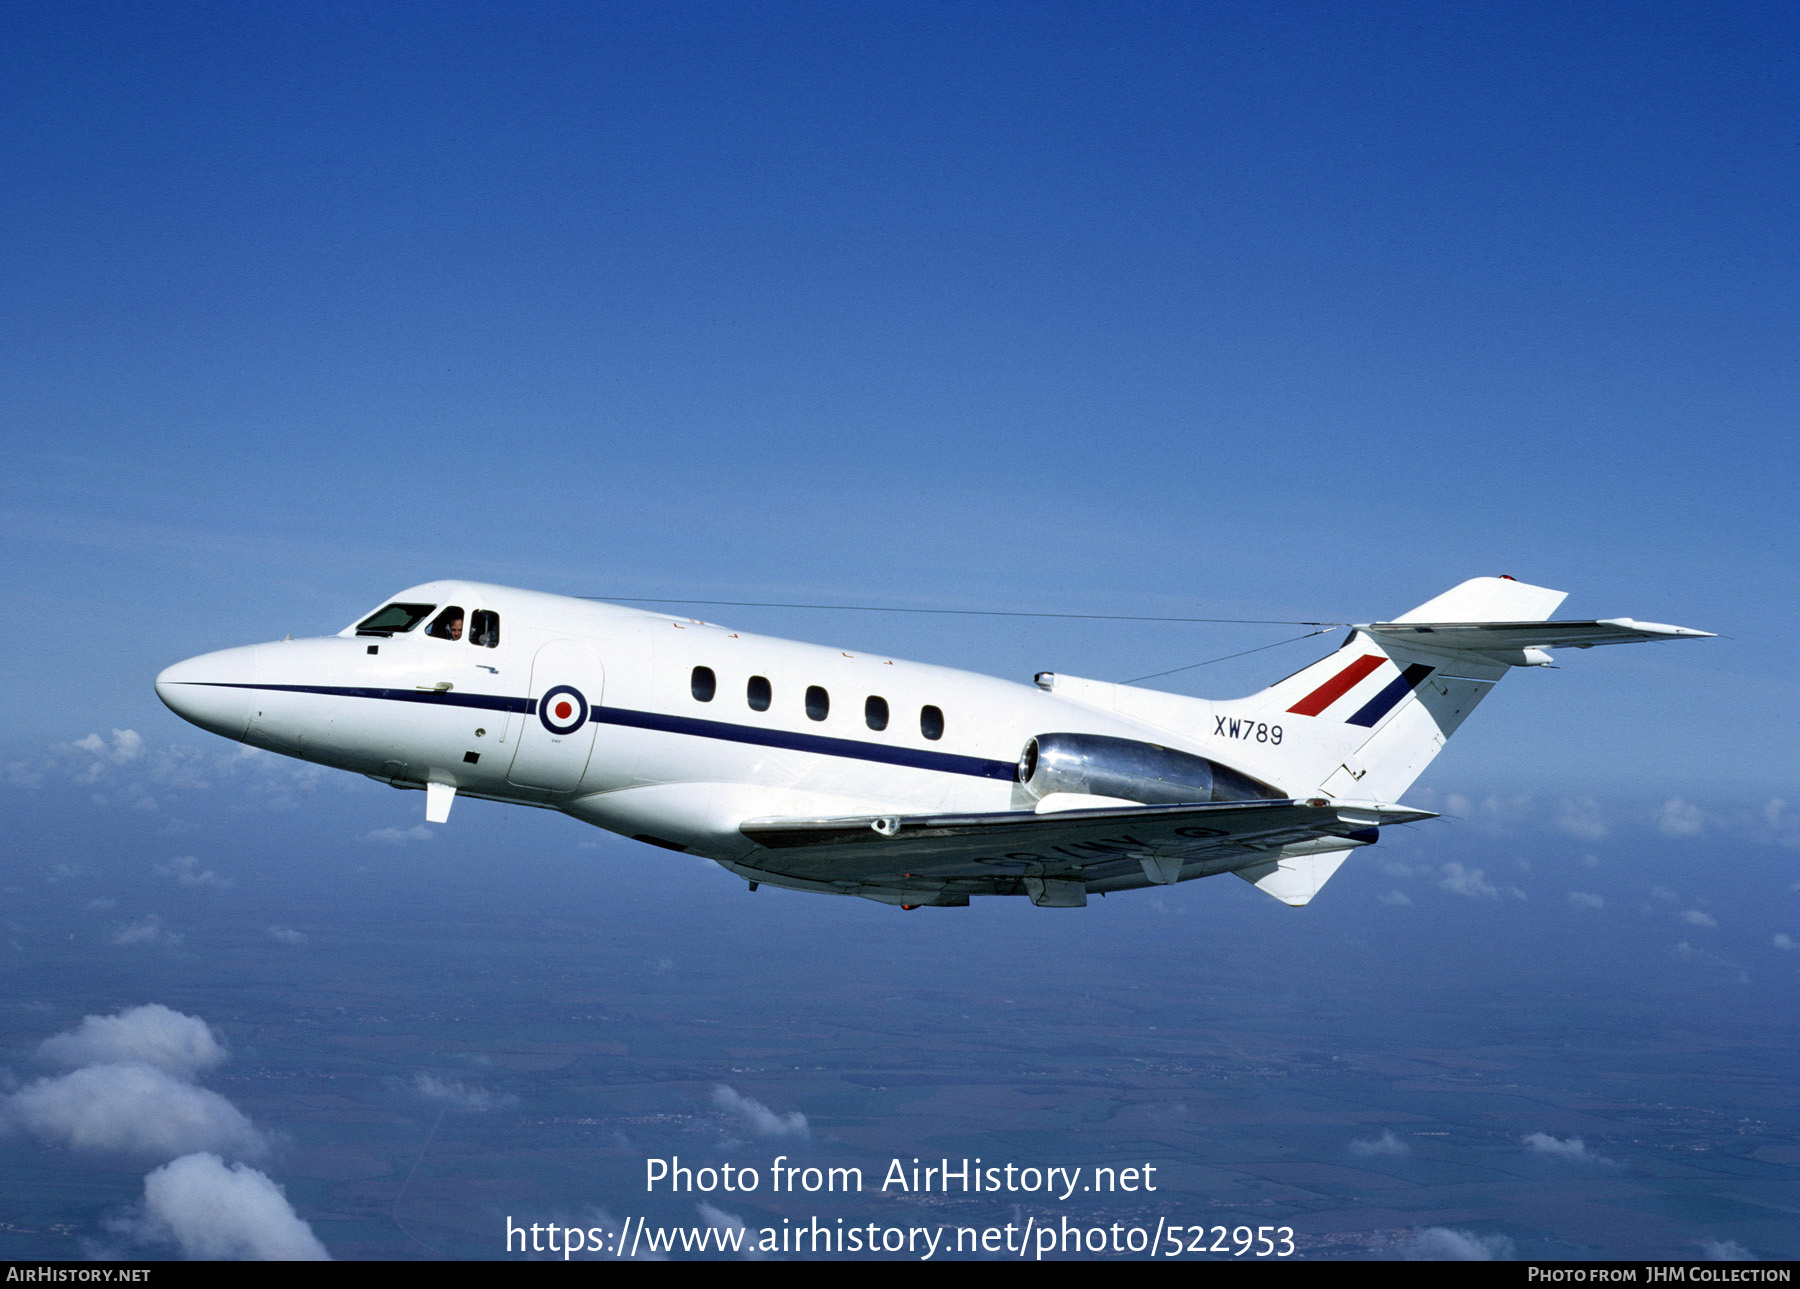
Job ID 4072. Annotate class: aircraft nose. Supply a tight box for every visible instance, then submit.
[155,645,262,741]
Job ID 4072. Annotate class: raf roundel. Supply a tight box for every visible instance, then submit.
[537,684,589,736]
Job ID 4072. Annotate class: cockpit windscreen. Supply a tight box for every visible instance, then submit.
[354,603,437,636]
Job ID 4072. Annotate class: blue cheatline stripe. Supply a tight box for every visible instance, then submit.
[186,683,1019,781]
[590,706,1019,780]
[1344,664,1435,728]
[192,682,532,713]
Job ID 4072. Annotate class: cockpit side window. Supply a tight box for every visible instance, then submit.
[355,603,436,636]
[470,610,500,648]
[425,606,466,641]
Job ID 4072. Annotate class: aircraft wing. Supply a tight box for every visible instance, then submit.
[734,798,1434,905]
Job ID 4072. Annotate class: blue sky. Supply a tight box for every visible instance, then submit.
[0,5,1796,1260]
[3,2,1793,799]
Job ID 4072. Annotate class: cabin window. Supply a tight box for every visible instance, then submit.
[470,610,500,648]
[425,606,466,641]
[920,705,944,740]
[747,675,772,712]
[691,666,716,702]
[864,695,889,731]
[805,686,830,721]
[355,603,435,636]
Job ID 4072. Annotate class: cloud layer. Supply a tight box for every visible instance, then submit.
[10,1005,328,1260]
[136,1153,328,1260]
[413,1073,517,1112]
[1399,1227,1515,1260]
[1349,1130,1410,1158]
[712,1085,809,1139]
[1523,1132,1615,1166]
[9,1063,265,1159]
[38,1004,227,1078]
[113,915,182,947]
[156,855,231,888]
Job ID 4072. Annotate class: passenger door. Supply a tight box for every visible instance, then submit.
[507,639,605,792]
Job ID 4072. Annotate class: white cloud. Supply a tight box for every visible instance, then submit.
[1398,1227,1514,1260]
[10,730,343,812]
[41,730,194,809]
[1681,909,1718,929]
[265,926,307,945]
[363,825,434,844]
[1380,890,1413,907]
[1554,797,1609,841]
[134,1153,328,1260]
[1349,1130,1410,1157]
[38,1005,227,1078]
[1696,1239,1756,1262]
[113,915,182,947]
[1774,934,1795,952]
[1478,793,1534,823]
[1674,942,1747,981]
[1656,799,1705,837]
[1438,863,1498,900]
[7,1006,319,1257]
[413,1073,517,1112]
[1443,793,1471,817]
[1650,886,1679,902]
[712,1085,808,1139]
[1568,892,1605,910]
[7,1063,265,1159]
[1523,1132,1614,1166]
[75,729,144,766]
[156,856,232,889]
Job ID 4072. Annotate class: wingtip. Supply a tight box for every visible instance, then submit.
[1318,800,1439,826]
[1597,618,1716,639]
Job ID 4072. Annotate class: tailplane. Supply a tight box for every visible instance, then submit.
[1210,576,1712,806]
[1035,576,1710,907]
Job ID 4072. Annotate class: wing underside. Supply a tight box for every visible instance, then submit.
[727,799,1434,906]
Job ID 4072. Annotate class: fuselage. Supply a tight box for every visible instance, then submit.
[154,579,1254,862]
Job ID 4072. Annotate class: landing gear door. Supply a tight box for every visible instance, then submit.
[507,639,604,793]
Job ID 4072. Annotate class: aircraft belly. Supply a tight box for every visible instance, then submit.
[567,783,847,860]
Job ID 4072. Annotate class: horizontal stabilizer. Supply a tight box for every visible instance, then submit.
[1359,617,1713,667]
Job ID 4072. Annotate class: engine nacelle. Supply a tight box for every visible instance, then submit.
[1016,732,1283,805]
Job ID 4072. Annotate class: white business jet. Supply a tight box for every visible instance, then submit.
[155,577,1709,910]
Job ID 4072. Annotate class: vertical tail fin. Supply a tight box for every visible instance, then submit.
[1213,577,1567,802]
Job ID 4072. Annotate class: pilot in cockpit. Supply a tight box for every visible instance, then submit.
[427,607,464,641]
